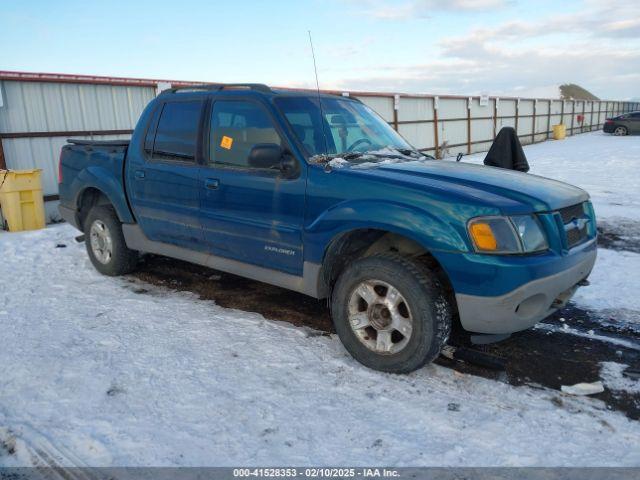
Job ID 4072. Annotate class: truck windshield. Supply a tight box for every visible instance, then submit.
[275,96,413,158]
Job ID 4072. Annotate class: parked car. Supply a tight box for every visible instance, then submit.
[58,84,597,373]
[603,111,640,135]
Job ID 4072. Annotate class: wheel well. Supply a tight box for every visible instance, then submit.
[319,229,455,304]
[77,188,113,231]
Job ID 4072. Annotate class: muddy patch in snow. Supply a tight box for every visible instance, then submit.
[133,255,640,420]
[133,254,334,333]
[598,220,640,253]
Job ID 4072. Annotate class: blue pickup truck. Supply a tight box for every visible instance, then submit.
[58,84,597,373]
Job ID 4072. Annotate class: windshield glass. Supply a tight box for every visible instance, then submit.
[275,96,413,157]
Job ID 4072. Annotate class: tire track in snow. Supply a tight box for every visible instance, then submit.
[0,424,102,479]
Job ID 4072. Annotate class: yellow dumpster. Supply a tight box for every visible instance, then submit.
[0,169,46,232]
[552,124,566,140]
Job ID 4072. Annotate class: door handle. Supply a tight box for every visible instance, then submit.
[205,178,220,190]
[134,170,146,180]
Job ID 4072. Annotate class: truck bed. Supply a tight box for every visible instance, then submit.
[58,138,132,229]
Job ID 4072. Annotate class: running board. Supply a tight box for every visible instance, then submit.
[121,224,321,298]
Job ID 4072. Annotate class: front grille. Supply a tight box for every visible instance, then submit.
[557,202,589,248]
[558,203,585,224]
[566,223,588,247]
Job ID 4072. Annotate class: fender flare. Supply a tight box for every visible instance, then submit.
[72,166,135,224]
[306,199,470,264]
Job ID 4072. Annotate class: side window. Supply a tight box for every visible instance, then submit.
[630,112,640,119]
[209,100,282,168]
[282,112,316,154]
[152,101,203,162]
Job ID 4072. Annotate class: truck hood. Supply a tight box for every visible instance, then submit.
[333,159,588,214]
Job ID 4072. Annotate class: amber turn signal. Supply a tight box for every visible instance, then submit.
[469,222,498,251]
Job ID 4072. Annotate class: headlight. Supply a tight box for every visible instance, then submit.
[468,215,548,254]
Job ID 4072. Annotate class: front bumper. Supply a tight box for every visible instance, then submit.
[454,245,597,334]
[603,123,616,133]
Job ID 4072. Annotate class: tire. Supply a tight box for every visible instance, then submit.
[84,205,138,276]
[331,253,451,373]
[613,126,628,136]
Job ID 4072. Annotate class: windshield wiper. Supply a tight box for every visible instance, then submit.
[395,148,434,159]
[341,152,364,160]
[309,151,364,164]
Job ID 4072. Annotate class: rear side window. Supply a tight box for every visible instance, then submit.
[152,101,203,162]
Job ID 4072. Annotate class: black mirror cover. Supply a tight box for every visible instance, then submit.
[248,143,282,169]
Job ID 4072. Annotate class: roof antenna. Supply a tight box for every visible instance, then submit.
[308,30,330,161]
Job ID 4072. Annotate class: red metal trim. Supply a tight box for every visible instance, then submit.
[0,70,200,88]
[2,70,630,104]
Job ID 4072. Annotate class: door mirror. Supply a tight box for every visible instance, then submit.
[248,143,282,169]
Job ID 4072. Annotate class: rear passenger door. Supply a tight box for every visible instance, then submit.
[127,98,206,251]
[199,98,306,275]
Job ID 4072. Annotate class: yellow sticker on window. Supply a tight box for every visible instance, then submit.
[220,136,233,150]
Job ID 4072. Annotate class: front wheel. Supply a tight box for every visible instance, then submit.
[331,253,451,373]
[613,126,628,136]
[84,205,138,276]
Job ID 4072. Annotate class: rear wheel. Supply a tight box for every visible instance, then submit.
[331,253,451,373]
[84,205,138,276]
[613,126,628,136]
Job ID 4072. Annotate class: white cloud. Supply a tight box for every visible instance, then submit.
[332,0,640,99]
[347,0,508,19]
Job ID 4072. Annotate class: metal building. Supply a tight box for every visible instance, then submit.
[1,70,638,223]
[0,71,195,221]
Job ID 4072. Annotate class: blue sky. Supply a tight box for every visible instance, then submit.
[2,0,639,98]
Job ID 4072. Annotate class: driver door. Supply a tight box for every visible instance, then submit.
[198,98,306,275]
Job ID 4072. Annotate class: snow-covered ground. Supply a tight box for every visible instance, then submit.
[1,224,640,467]
[1,132,639,467]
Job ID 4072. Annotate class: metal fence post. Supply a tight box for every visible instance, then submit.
[467,97,472,154]
[493,98,498,138]
[392,95,399,131]
[515,99,519,136]
[433,96,440,159]
[570,100,575,135]
[0,139,6,170]
[546,100,551,139]
[531,99,536,144]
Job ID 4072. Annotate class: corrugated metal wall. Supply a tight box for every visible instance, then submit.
[0,81,154,194]
[1,71,638,222]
